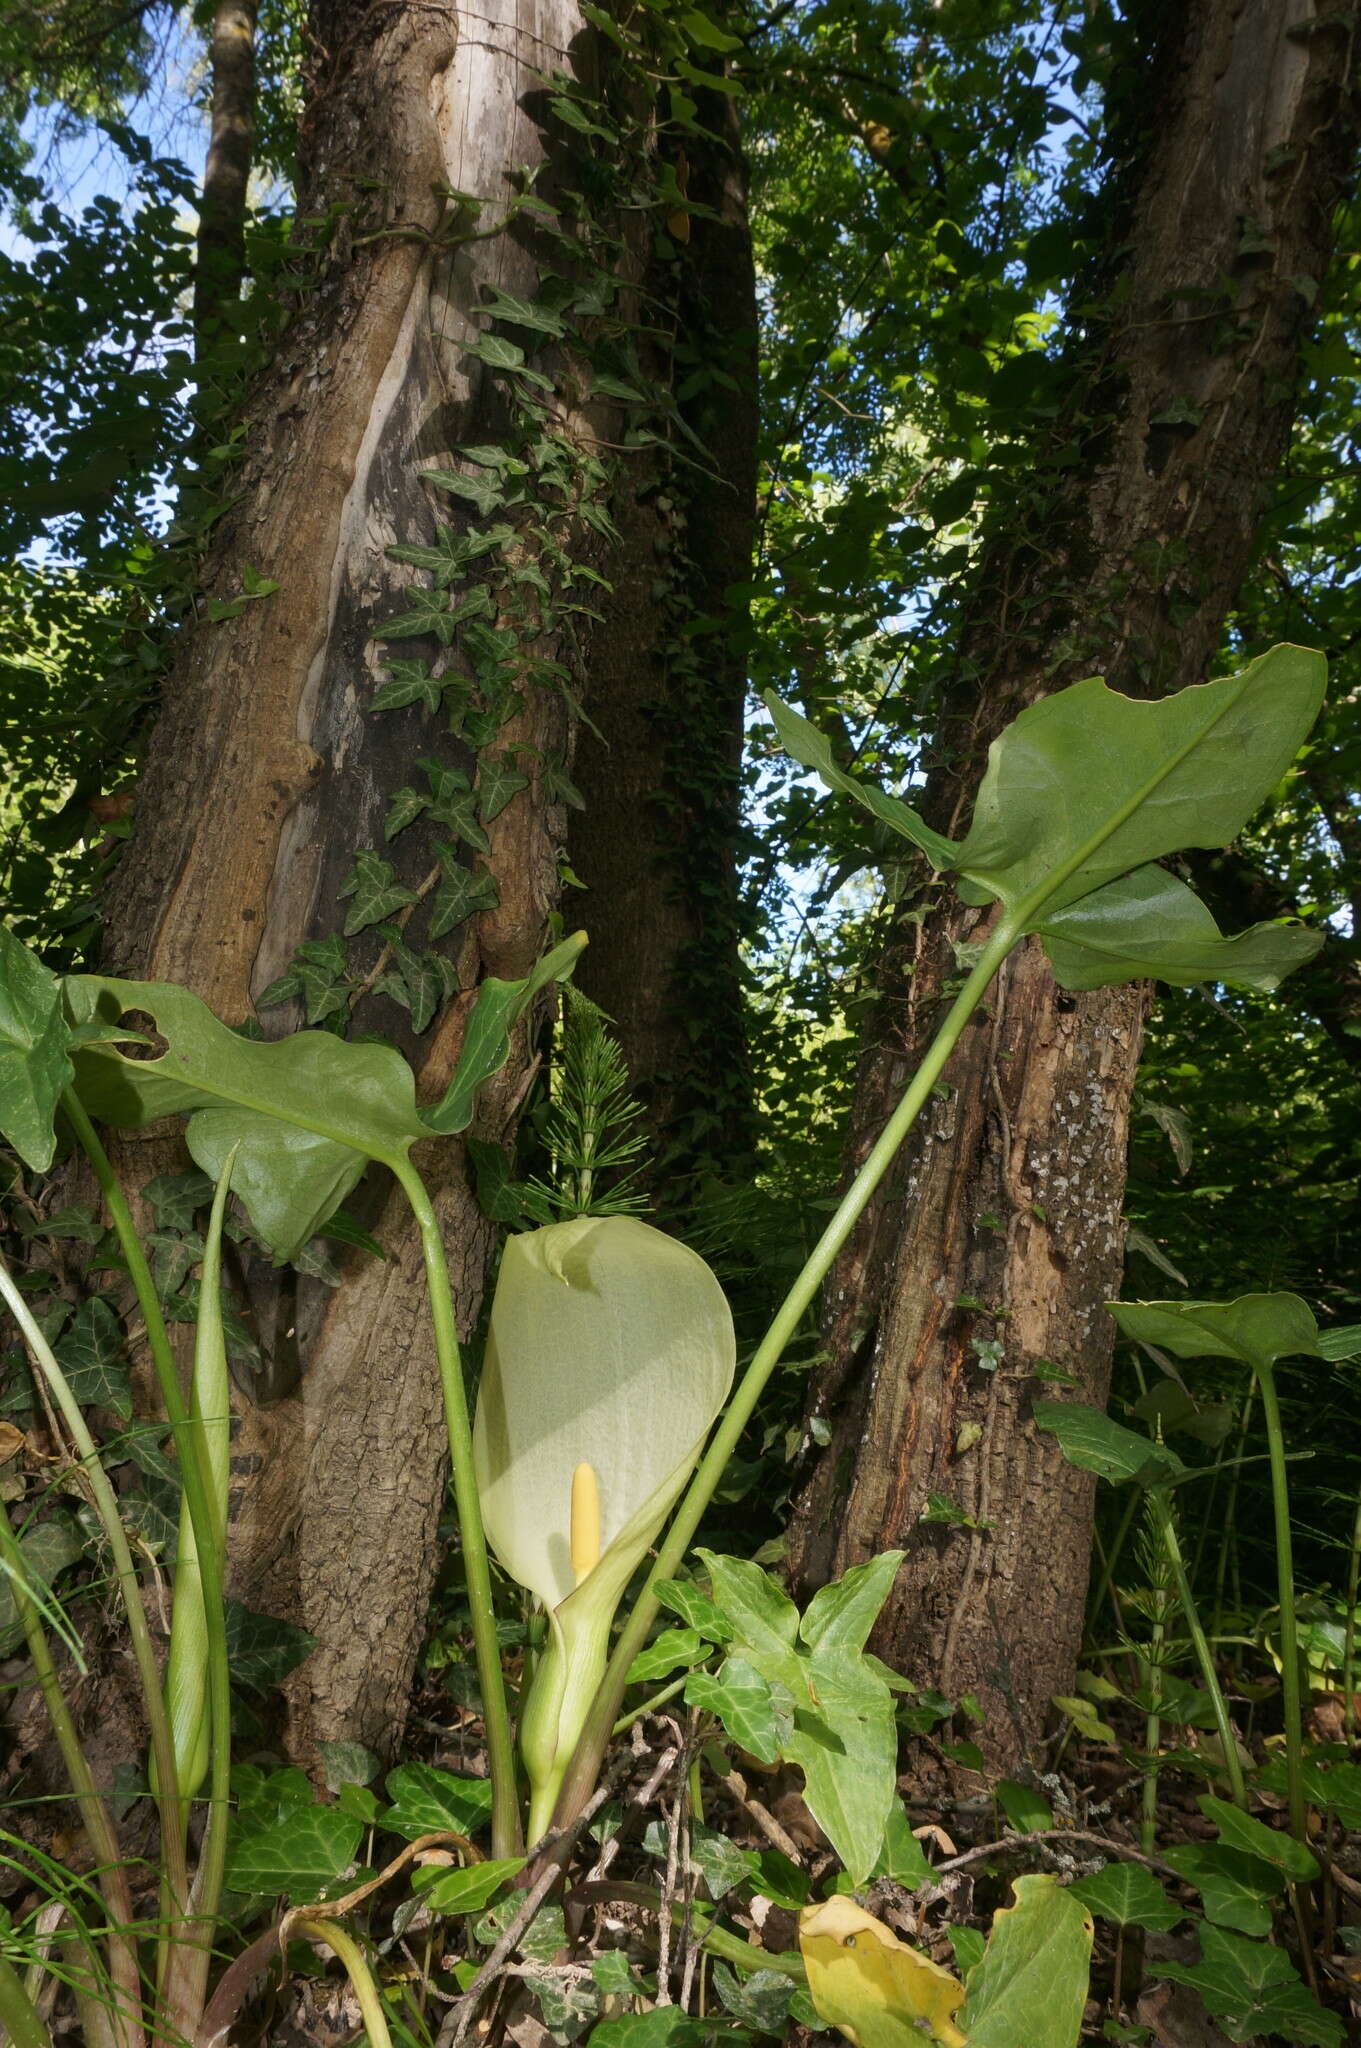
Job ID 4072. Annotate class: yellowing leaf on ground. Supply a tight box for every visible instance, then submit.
[799,1896,968,2048]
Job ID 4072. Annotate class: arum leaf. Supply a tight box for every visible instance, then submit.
[68,978,422,1160]
[700,1551,903,1884]
[1107,1293,1322,1370]
[421,933,586,1134]
[763,692,960,870]
[1037,865,1323,992]
[0,924,74,1171]
[1033,1400,1186,1487]
[798,1895,968,2048]
[65,977,426,1259]
[959,1873,1092,2048]
[800,1548,904,1657]
[188,1109,368,1261]
[953,645,1326,919]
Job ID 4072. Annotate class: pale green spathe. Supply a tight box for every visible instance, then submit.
[473,1215,735,1836]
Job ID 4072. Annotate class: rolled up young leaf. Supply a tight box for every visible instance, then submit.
[472,1215,735,1839]
[154,1150,236,1803]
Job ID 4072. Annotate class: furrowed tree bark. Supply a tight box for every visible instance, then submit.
[567,89,758,1189]
[101,0,740,1758]
[787,0,1360,1767]
[193,0,258,350]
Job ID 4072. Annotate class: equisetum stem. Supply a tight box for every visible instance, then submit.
[1140,1583,1165,1858]
[393,1156,522,1858]
[1147,1490,1247,1810]
[1254,1360,1307,1847]
[552,921,1021,1828]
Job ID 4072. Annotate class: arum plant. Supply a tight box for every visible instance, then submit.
[0,909,584,2011]
[472,1215,735,1840]
[549,643,1330,1829]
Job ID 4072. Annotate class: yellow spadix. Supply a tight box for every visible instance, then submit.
[472,1215,735,1840]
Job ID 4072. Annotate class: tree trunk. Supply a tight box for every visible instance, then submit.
[102,0,750,1758]
[787,0,1360,1768]
[568,90,758,1190]
[194,0,258,351]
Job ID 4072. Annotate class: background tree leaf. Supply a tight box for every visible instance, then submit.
[0,923,74,1170]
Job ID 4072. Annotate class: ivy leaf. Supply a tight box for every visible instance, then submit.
[54,1296,131,1417]
[685,1656,790,1764]
[1198,1794,1319,1882]
[224,1801,362,1897]
[370,659,443,713]
[1160,1843,1283,1936]
[382,1760,495,1838]
[1152,1924,1342,2045]
[375,591,458,645]
[423,761,491,852]
[479,286,566,337]
[477,754,530,823]
[0,923,74,1171]
[429,857,500,940]
[374,931,458,1033]
[337,851,418,937]
[626,1627,710,1683]
[144,1168,214,1231]
[540,755,586,809]
[1070,1861,1182,1932]
[420,466,506,518]
[384,786,429,841]
[420,932,586,1135]
[223,1599,318,1691]
[688,1825,759,1901]
[469,332,527,373]
[654,1577,734,1641]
